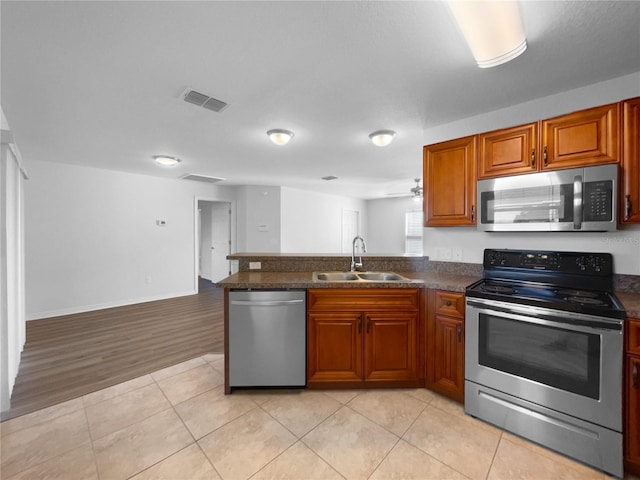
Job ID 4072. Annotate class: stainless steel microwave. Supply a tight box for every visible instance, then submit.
[477,164,618,232]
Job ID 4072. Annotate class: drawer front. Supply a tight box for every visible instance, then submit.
[308,288,419,311]
[628,318,640,355]
[434,290,465,318]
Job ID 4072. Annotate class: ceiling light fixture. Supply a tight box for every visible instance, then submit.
[369,130,396,147]
[267,129,294,146]
[447,0,527,68]
[153,155,181,166]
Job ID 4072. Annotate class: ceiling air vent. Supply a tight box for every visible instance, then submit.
[181,88,228,113]
[181,174,226,183]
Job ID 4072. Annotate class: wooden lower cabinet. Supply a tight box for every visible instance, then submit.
[307,288,423,388]
[625,317,640,476]
[426,289,465,403]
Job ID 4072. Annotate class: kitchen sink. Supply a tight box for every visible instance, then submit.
[314,272,359,281]
[356,272,406,281]
[313,271,410,282]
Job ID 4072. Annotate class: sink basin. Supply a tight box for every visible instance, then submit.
[313,272,410,282]
[357,272,407,281]
[314,272,359,282]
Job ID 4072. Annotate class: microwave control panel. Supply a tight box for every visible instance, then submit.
[583,180,613,221]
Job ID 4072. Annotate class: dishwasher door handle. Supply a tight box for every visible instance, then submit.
[230,299,305,307]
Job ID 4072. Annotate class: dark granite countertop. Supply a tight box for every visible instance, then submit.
[616,291,640,319]
[216,271,640,316]
[220,253,640,316]
[216,271,480,292]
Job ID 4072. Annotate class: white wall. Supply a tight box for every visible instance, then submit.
[281,187,368,253]
[366,196,422,254]
[24,160,236,320]
[235,185,282,252]
[1,115,27,411]
[421,72,640,275]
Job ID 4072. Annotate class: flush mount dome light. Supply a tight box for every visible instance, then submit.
[153,155,181,166]
[447,0,527,68]
[369,130,396,147]
[267,129,294,146]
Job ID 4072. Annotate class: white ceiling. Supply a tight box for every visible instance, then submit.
[2,1,639,199]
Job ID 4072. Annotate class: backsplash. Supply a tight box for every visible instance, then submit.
[230,254,428,273]
[615,274,640,294]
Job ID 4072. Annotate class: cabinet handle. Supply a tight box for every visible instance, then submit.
[626,195,632,220]
[457,324,462,342]
[543,146,548,167]
[366,316,371,334]
[531,149,536,169]
[633,360,638,390]
[471,205,475,221]
[358,316,362,334]
[445,300,452,307]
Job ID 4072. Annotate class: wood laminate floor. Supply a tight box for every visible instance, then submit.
[1,278,223,421]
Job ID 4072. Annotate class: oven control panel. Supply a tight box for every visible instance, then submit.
[484,249,613,275]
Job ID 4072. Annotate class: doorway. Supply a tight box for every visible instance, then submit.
[196,199,234,288]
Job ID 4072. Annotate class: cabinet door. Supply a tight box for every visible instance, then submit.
[427,289,465,402]
[307,312,362,383]
[364,312,418,382]
[541,103,619,170]
[621,97,640,223]
[626,354,640,471]
[431,315,464,402]
[479,123,538,178]
[423,136,477,226]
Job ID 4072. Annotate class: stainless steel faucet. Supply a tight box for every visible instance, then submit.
[351,236,367,271]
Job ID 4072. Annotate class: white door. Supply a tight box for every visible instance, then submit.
[199,203,214,281]
[211,202,231,282]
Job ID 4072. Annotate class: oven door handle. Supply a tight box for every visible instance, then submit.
[466,299,622,333]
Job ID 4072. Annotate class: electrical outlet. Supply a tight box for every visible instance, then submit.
[249,262,261,270]
[145,276,152,284]
[452,249,463,261]
[434,247,452,260]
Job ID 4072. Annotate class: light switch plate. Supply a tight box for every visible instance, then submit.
[249,262,261,270]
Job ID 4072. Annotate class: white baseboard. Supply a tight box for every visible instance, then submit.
[26,290,197,321]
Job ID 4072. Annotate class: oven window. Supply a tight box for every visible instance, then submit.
[478,314,600,399]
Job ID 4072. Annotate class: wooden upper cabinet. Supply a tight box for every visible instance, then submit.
[478,123,538,178]
[541,103,619,170]
[621,97,640,223]
[423,136,477,226]
[478,103,620,179]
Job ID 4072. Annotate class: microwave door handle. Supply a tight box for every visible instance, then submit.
[573,175,582,230]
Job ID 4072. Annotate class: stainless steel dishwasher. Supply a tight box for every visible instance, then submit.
[228,289,306,388]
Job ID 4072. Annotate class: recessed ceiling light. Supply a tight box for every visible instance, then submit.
[153,155,181,166]
[369,130,396,147]
[267,129,294,146]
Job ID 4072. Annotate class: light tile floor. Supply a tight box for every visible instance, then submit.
[1,353,637,480]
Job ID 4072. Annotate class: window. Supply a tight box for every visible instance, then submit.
[405,210,423,255]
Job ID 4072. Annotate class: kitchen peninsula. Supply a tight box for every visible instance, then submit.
[217,253,482,397]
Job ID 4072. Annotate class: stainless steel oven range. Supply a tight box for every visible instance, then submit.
[465,249,626,478]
